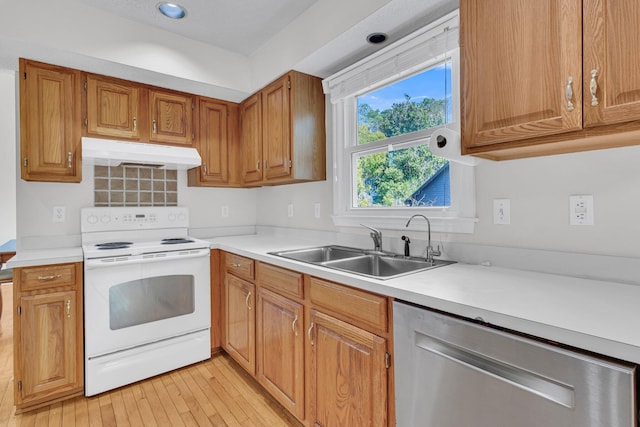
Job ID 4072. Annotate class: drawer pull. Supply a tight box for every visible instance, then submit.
[590,69,599,106]
[133,116,137,131]
[233,263,241,268]
[245,291,252,310]
[66,300,71,318]
[37,274,62,281]
[565,76,574,111]
[292,315,298,336]
[152,119,157,134]
[67,152,73,168]
[308,322,315,346]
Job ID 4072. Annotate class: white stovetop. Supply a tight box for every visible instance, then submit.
[204,231,640,366]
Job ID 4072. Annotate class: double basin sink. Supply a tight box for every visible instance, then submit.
[269,245,454,280]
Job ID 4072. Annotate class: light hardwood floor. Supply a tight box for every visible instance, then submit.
[0,282,302,427]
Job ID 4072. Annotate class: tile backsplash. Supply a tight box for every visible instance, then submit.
[94,166,177,207]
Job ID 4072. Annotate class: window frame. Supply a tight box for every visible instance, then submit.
[324,10,477,233]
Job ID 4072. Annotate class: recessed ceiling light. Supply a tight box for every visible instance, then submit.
[158,2,187,19]
[366,33,388,44]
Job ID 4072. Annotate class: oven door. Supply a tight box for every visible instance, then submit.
[84,248,210,358]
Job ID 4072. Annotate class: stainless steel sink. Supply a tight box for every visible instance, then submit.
[271,245,363,263]
[269,245,454,279]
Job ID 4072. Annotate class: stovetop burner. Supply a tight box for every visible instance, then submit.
[161,238,195,245]
[96,242,133,250]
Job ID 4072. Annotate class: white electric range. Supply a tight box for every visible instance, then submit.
[81,207,211,396]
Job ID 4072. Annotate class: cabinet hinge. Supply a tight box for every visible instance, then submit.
[23,71,26,80]
[84,81,87,91]
[385,352,391,369]
[83,118,88,127]
[17,381,22,392]
[22,157,27,167]
[17,305,21,315]
[287,80,291,90]
[192,102,195,110]
[192,132,195,140]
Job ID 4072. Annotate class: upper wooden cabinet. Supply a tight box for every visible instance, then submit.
[461,0,640,159]
[241,71,326,185]
[240,93,263,184]
[149,89,195,146]
[19,59,82,182]
[188,98,242,187]
[84,74,142,140]
[582,0,640,128]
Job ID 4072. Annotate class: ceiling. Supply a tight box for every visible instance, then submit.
[78,0,319,56]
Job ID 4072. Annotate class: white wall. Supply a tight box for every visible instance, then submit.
[255,142,640,259]
[0,71,16,244]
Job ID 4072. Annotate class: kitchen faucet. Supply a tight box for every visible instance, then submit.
[360,224,383,252]
[405,214,441,263]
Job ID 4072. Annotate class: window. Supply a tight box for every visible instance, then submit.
[323,11,477,233]
[354,64,452,208]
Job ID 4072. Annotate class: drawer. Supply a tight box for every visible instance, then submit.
[19,263,78,292]
[309,276,388,334]
[257,262,303,299]
[225,253,255,281]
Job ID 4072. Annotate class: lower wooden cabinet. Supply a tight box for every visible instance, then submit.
[256,287,305,420]
[221,254,393,427]
[308,310,388,427]
[223,273,256,375]
[13,262,84,413]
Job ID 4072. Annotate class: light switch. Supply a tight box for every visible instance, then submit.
[493,199,510,225]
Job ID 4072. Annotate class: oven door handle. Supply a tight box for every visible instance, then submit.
[84,248,210,269]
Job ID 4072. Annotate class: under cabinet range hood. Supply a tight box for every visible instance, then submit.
[82,137,201,170]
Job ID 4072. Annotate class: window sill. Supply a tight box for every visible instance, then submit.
[332,213,477,234]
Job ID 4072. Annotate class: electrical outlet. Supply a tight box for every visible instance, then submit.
[314,203,321,218]
[569,195,594,225]
[493,199,510,225]
[221,206,229,217]
[52,206,66,223]
[287,204,294,218]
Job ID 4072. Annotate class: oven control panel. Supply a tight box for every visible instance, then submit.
[81,207,189,232]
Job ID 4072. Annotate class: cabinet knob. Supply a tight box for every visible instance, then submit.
[590,69,599,106]
[565,77,574,112]
[245,291,252,310]
[308,322,315,346]
[292,315,299,336]
[37,274,62,281]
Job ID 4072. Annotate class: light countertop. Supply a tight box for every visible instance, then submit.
[6,247,84,268]
[206,232,640,365]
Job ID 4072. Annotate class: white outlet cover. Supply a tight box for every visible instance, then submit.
[221,206,229,217]
[287,204,294,217]
[52,206,66,223]
[493,199,510,225]
[569,195,594,225]
[314,203,321,218]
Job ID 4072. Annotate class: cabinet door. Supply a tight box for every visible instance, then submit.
[149,89,194,146]
[223,274,255,374]
[240,93,263,184]
[583,0,640,127]
[256,288,304,420]
[197,99,229,184]
[16,291,81,404]
[20,59,82,182]
[461,0,582,149]
[308,310,387,427]
[85,74,141,140]
[262,75,292,180]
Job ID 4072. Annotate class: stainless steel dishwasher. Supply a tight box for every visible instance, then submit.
[393,301,637,427]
